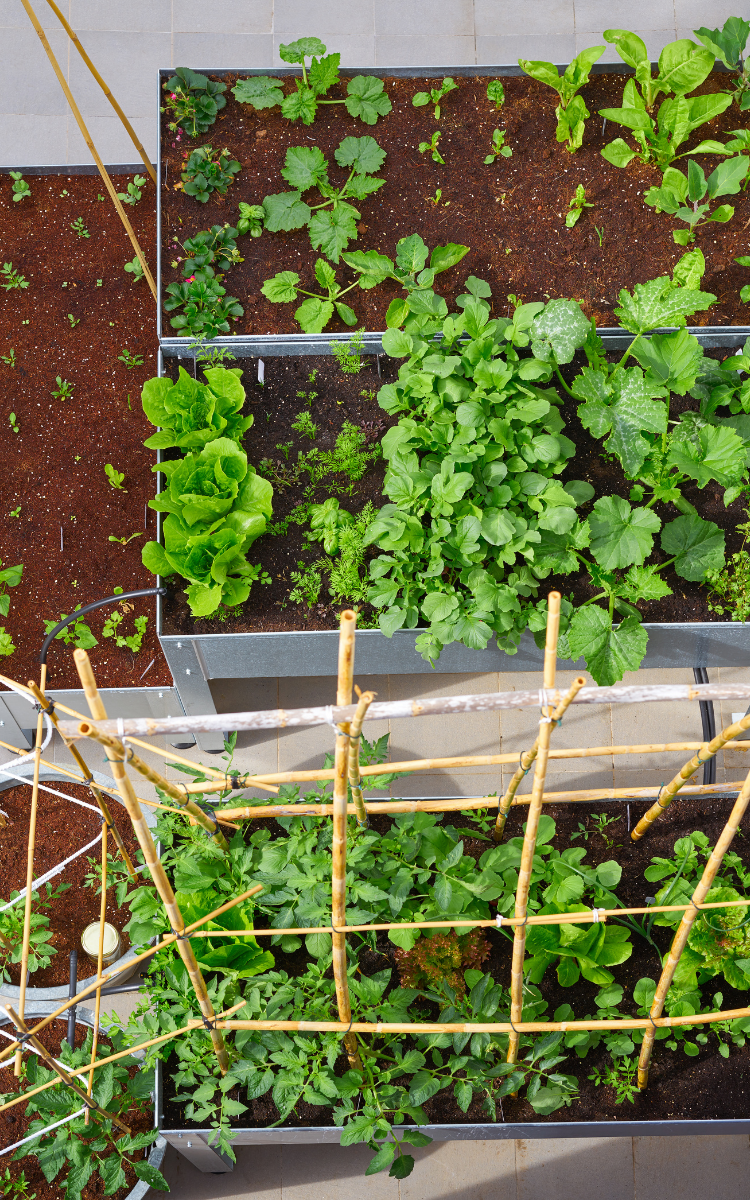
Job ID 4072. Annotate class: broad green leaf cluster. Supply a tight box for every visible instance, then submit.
[519,47,604,151]
[180,145,241,203]
[162,67,227,137]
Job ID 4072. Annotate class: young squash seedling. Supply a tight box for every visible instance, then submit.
[412,77,457,119]
[1,263,29,291]
[105,463,127,490]
[519,45,604,151]
[644,156,747,244]
[51,376,74,399]
[9,171,30,201]
[0,559,22,619]
[70,216,90,237]
[232,37,391,126]
[116,174,147,206]
[566,184,594,227]
[484,129,512,162]
[419,131,445,163]
[124,255,144,282]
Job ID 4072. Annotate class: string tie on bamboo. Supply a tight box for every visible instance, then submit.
[538,689,561,725]
[495,914,504,927]
[168,926,190,942]
[35,698,55,716]
[322,706,361,741]
[105,746,134,766]
[590,908,606,923]
[518,751,531,777]
[201,1014,217,1032]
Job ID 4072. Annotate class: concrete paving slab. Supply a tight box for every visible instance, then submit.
[3,26,72,117]
[516,1135,634,1200]
[173,0,273,36]
[66,30,170,118]
[476,33,577,63]
[274,0,374,39]
[70,0,172,34]
[574,0,677,35]
[172,32,275,69]
[375,34,479,66]
[281,1142,400,1197]
[475,0,575,37]
[633,1133,750,1200]
[400,1139,517,1200]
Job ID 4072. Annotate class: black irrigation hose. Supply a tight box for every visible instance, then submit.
[39,587,167,666]
[67,949,77,1048]
[693,666,717,786]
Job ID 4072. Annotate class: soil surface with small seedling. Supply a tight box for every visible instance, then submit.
[0,1019,154,1200]
[0,173,170,690]
[0,782,142,987]
[160,71,750,336]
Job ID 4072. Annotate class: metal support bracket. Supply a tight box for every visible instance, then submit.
[156,639,225,753]
[0,692,33,750]
[164,1132,234,1172]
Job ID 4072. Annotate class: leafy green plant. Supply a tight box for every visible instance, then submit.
[259,136,386,263]
[588,1056,640,1103]
[288,562,323,607]
[487,80,505,108]
[291,410,318,439]
[102,590,149,652]
[51,376,73,399]
[116,174,147,206]
[565,184,594,227]
[599,76,732,170]
[307,498,354,552]
[8,412,19,434]
[394,928,489,996]
[331,327,365,373]
[1,348,16,366]
[412,77,457,119]
[0,883,67,983]
[0,627,15,656]
[162,67,227,137]
[141,365,253,451]
[180,145,241,203]
[237,202,264,237]
[105,463,127,490]
[70,217,89,237]
[118,348,144,368]
[43,607,98,650]
[571,812,622,847]
[426,187,449,206]
[66,313,80,328]
[124,255,144,282]
[232,38,391,126]
[176,224,242,276]
[164,267,244,338]
[1,262,29,290]
[693,18,750,109]
[644,156,747,243]
[0,1167,35,1197]
[484,128,512,162]
[108,532,143,546]
[519,46,604,151]
[10,171,31,202]
[418,131,444,163]
[705,507,750,619]
[604,30,716,111]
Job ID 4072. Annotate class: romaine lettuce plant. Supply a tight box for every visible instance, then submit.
[604,30,715,110]
[258,136,386,263]
[694,16,750,109]
[644,155,747,243]
[231,38,391,126]
[163,267,244,339]
[162,67,227,137]
[180,145,241,203]
[518,46,604,151]
[600,77,732,170]
[141,365,254,451]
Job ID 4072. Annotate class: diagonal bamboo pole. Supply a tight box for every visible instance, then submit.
[332,611,361,1069]
[348,688,374,829]
[493,675,587,843]
[637,762,750,1088]
[17,0,156,301]
[3,1004,131,1134]
[631,709,750,841]
[73,650,230,1075]
[40,0,156,184]
[15,674,46,1076]
[0,884,263,1066]
[76,721,230,851]
[124,736,280,794]
[508,593,561,1068]
[85,820,108,1124]
[28,681,136,879]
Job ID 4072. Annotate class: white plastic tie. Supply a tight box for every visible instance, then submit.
[117,718,125,738]
[495,914,504,927]
[539,688,554,723]
[323,705,348,739]
[0,1106,86,1156]
[591,908,606,923]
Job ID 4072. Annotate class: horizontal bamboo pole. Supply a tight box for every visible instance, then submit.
[0,883,264,1066]
[123,735,279,795]
[208,1006,750,1035]
[218,778,744,821]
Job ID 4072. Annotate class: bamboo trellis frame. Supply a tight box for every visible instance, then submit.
[5,597,750,1134]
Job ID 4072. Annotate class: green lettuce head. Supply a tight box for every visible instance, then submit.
[670,886,750,992]
[151,437,250,527]
[141,365,253,451]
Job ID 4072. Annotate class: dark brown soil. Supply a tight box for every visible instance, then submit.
[0,783,142,987]
[160,71,750,335]
[0,1019,154,1200]
[160,793,750,1130]
[0,172,171,691]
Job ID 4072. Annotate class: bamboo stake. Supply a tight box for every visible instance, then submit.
[0,884,263,1066]
[508,594,561,1068]
[85,821,108,1124]
[348,688,374,828]
[493,676,586,843]
[332,611,360,1069]
[3,1004,131,1134]
[73,651,230,1076]
[637,763,750,1088]
[41,0,156,184]
[77,722,230,851]
[28,681,137,879]
[17,0,156,301]
[632,709,750,841]
[16,675,45,1075]
[123,736,279,794]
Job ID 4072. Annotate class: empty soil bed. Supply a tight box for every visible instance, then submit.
[0,781,142,988]
[0,172,170,690]
[0,1018,154,1200]
[161,792,750,1131]
[160,70,750,336]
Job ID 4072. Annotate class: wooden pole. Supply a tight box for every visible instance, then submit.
[15,673,45,1075]
[40,0,156,184]
[637,763,750,1088]
[17,0,156,301]
[348,689,374,828]
[77,721,230,852]
[73,650,230,1075]
[28,681,137,879]
[332,611,360,1069]
[508,593,561,1068]
[124,736,279,794]
[3,1004,131,1134]
[493,676,586,843]
[632,709,750,841]
[85,821,108,1124]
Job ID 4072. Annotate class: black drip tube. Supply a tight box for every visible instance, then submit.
[39,587,167,665]
[693,666,717,786]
